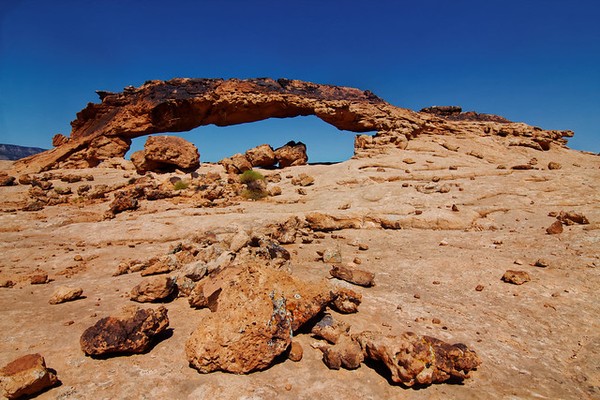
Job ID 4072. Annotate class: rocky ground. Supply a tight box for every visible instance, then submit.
[1,132,599,399]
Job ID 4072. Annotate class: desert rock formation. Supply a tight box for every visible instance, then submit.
[13,78,573,173]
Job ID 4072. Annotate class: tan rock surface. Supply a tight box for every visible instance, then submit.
[0,130,599,399]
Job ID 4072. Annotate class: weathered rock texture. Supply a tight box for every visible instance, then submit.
[355,331,481,387]
[13,78,573,173]
[0,353,58,399]
[131,135,200,173]
[185,263,333,374]
[80,306,169,356]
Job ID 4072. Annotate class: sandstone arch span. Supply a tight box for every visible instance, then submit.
[14,77,573,173]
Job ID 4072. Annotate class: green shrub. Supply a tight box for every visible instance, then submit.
[239,170,265,184]
[173,180,189,190]
[241,188,268,200]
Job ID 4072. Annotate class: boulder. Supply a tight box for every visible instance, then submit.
[107,190,139,216]
[130,276,177,302]
[80,306,169,356]
[48,286,84,304]
[557,210,589,225]
[274,141,308,168]
[355,331,481,386]
[132,136,200,174]
[288,341,303,362]
[0,354,58,399]
[245,144,276,168]
[185,263,333,374]
[220,153,252,174]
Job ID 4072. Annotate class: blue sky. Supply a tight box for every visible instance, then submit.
[1,0,598,162]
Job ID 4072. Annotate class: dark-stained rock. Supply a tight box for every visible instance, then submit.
[546,220,563,234]
[557,210,589,225]
[321,335,364,370]
[80,306,169,356]
[355,331,481,386]
[0,354,58,399]
[22,200,45,212]
[331,288,362,313]
[49,286,84,304]
[130,276,176,302]
[0,175,16,186]
[274,141,308,168]
[132,136,200,174]
[13,77,574,173]
[420,105,462,117]
[245,144,276,168]
[185,263,333,374]
[501,270,531,285]
[330,265,375,287]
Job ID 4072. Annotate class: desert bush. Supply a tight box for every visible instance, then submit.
[173,180,189,190]
[239,170,265,184]
[241,188,268,200]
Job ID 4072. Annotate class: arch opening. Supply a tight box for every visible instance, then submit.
[126,115,363,164]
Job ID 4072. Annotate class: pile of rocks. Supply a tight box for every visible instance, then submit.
[220,141,308,174]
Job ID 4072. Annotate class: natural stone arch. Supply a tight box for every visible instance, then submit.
[14,77,573,173]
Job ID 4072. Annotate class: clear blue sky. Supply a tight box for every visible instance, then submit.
[1,0,598,162]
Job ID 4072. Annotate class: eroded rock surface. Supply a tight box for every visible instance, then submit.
[355,331,481,387]
[131,135,200,174]
[185,263,333,374]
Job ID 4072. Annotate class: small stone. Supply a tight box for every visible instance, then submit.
[439,239,449,246]
[415,210,423,215]
[546,221,563,235]
[547,161,562,170]
[514,259,524,265]
[331,288,362,314]
[501,270,531,285]
[63,320,74,326]
[330,265,374,287]
[288,341,303,362]
[451,204,459,212]
[414,293,421,299]
[0,279,15,288]
[432,281,440,285]
[311,314,350,344]
[534,259,550,268]
[403,158,416,164]
[29,270,49,285]
[73,255,83,262]
[432,318,441,324]
[353,257,362,265]
[432,176,441,182]
[358,243,369,251]
[322,248,342,264]
[49,286,84,305]
[475,285,484,292]
[285,384,292,391]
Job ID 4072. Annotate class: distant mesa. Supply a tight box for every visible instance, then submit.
[0,144,46,161]
[12,77,574,173]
